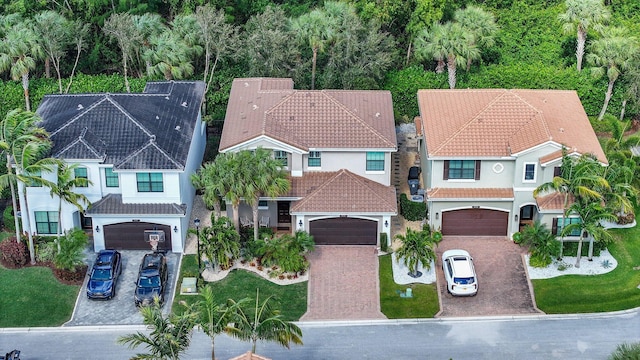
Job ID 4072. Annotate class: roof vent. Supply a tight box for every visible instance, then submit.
[150,135,156,142]
[156,115,160,119]
[181,102,187,107]
[559,127,564,133]
[77,104,84,110]
[244,82,249,87]
[165,96,170,100]
[252,104,258,110]
[375,112,380,117]
[175,125,181,131]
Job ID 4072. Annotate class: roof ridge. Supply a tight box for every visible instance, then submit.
[508,91,552,140]
[116,139,184,170]
[341,170,397,210]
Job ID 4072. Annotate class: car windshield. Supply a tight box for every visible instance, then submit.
[91,269,111,281]
[138,275,160,288]
[453,277,475,285]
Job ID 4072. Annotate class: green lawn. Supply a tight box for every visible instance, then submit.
[0,265,79,327]
[173,255,307,321]
[532,225,640,314]
[379,254,439,318]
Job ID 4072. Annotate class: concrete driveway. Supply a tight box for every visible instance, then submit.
[64,250,180,326]
[300,246,386,321]
[436,236,541,317]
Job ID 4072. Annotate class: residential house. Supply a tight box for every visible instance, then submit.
[416,89,607,238]
[23,81,207,253]
[218,78,397,246]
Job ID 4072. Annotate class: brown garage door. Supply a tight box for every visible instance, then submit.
[104,222,172,250]
[309,217,377,245]
[442,209,508,236]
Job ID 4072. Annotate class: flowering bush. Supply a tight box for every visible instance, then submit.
[0,238,28,268]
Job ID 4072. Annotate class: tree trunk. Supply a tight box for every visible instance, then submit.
[22,73,30,112]
[252,201,259,242]
[447,55,457,89]
[123,52,130,93]
[576,28,586,72]
[211,338,215,360]
[575,235,584,268]
[232,203,240,233]
[620,99,627,120]
[311,48,318,90]
[598,79,615,120]
[435,59,445,73]
[45,58,51,78]
[405,41,412,67]
[16,176,36,264]
[587,234,594,261]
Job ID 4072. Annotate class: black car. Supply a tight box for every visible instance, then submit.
[134,252,168,307]
[408,166,421,195]
[87,249,122,300]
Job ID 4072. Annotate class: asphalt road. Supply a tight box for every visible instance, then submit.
[1,310,639,360]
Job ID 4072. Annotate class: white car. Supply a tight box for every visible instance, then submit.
[442,249,478,296]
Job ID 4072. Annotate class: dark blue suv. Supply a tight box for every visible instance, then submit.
[134,252,168,307]
[87,250,122,300]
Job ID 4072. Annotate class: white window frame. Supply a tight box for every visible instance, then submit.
[523,162,537,183]
[273,150,288,168]
[258,200,268,210]
[308,151,321,168]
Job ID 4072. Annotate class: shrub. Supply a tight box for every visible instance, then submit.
[380,232,389,252]
[0,237,28,267]
[259,231,314,273]
[54,228,88,271]
[519,221,561,265]
[3,206,15,232]
[529,253,552,268]
[609,342,640,360]
[399,193,426,221]
[562,240,606,257]
[36,241,57,263]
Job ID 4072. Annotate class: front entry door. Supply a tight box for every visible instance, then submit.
[277,201,291,230]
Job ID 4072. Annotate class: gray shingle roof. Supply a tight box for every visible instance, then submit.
[86,193,186,216]
[36,81,206,170]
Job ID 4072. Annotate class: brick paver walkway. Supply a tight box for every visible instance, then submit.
[300,246,386,321]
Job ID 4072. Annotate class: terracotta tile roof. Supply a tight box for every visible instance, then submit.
[290,169,397,214]
[228,351,271,360]
[220,78,396,151]
[417,89,607,164]
[535,192,574,211]
[426,188,514,200]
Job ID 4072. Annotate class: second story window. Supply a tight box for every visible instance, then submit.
[444,160,479,180]
[308,151,321,167]
[137,172,163,192]
[27,169,42,187]
[523,163,536,182]
[273,150,288,167]
[366,152,385,171]
[105,168,119,187]
[74,167,88,187]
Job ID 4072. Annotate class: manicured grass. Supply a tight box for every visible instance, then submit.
[379,254,439,318]
[0,265,79,327]
[173,255,307,321]
[532,225,640,314]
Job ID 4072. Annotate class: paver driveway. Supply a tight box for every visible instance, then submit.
[436,236,541,317]
[300,246,386,321]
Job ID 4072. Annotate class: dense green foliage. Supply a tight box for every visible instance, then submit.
[399,193,427,221]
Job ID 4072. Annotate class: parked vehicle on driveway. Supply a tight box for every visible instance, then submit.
[87,249,122,300]
[442,249,478,296]
[0,350,20,360]
[134,252,168,307]
[408,166,421,195]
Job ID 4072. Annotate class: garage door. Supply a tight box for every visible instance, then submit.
[104,222,172,250]
[442,209,508,236]
[309,218,377,245]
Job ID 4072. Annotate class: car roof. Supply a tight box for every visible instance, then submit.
[442,249,475,278]
[141,253,165,271]
[95,250,117,266]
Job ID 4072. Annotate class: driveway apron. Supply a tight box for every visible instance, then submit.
[436,236,541,317]
[300,246,386,321]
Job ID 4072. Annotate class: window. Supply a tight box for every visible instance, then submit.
[520,205,534,220]
[35,211,58,234]
[273,151,288,167]
[444,160,479,180]
[553,166,562,177]
[308,151,321,167]
[74,167,88,187]
[554,217,582,236]
[523,163,536,182]
[27,169,42,187]
[258,200,268,209]
[366,152,385,171]
[137,173,164,192]
[105,168,119,187]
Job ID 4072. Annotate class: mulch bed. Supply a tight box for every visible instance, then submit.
[0,257,87,286]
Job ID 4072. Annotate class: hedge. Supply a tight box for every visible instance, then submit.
[399,193,426,221]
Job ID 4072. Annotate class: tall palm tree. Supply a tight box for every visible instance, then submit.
[232,289,303,354]
[191,163,224,220]
[454,5,499,71]
[558,0,610,72]
[118,300,198,360]
[587,27,639,120]
[131,13,165,78]
[0,109,50,243]
[394,227,441,277]
[0,19,44,111]
[145,30,197,80]
[414,21,479,89]
[291,8,335,89]
[48,162,91,253]
[563,200,616,267]
[195,285,246,360]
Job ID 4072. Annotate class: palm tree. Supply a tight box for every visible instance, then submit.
[118,300,198,360]
[0,19,44,111]
[103,13,140,92]
[195,285,246,360]
[233,289,303,354]
[587,27,639,120]
[199,216,241,270]
[558,0,610,72]
[414,21,479,89]
[394,227,441,277]
[454,5,499,71]
[563,200,616,267]
[520,221,561,267]
[242,148,291,242]
[145,30,197,80]
[131,13,165,78]
[0,109,50,243]
[191,163,224,220]
[291,8,335,89]
[48,162,91,253]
